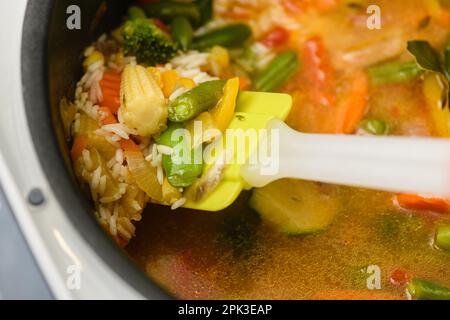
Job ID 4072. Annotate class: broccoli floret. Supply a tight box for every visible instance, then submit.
[123,18,178,66]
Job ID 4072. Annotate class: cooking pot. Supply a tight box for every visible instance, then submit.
[0,0,170,299]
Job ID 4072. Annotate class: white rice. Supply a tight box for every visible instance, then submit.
[130,200,142,211]
[117,224,132,240]
[115,148,124,164]
[112,163,122,179]
[157,164,164,185]
[169,86,189,101]
[145,153,153,162]
[157,145,174,155]
[171,51,210,70]
[91,166,102,191]
[82,150,93,170]
[171,198,187,210]
[101,123,138,139]
[72,113,81,134]
[193,72,218,85]
[120,166,129,181]
[100,193,122,204]
[151,144,159,167]
[99,175,107,195]
[109,212,117,236]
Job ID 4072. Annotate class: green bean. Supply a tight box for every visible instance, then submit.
[253,51,300,92]
[444,37,450,80]
[196,0,213,25]
[171,16,193,51]
[169,80,226,123]
[193,24,252,50]
[408,279,450,300]
[156,123,203,188]
[360,119,388,135]
[127,6,147,20]
[368,61,423,86]
[435,225,450,251]
[143,1,201,25]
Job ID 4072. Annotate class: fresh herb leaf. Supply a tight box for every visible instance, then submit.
[408,40,450,109]
[444,40,450,80]
[407,40,443,73]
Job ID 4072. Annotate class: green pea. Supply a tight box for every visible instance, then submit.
[360,119,388,136]
[435,225,450,251]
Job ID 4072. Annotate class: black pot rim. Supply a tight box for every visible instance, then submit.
[21,0,171,300]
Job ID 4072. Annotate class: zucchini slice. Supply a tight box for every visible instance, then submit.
[249,179,339,235]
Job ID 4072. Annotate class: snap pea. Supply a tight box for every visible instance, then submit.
[360,119,388,135]
[193,24,252,50]
[127,6,147,20]
[171,16,193,51]
[435,225,450,251]
[143,1,201,26]
[169,80,226,123]
[408,279,450,300]
[253,51,300,92]
[156,123,203,188]
[368,61,423,86]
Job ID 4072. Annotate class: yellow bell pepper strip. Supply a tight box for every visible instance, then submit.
[161,69,180,98]
[210,77,240,132]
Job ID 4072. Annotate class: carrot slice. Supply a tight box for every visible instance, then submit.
[334,71,369,134]
[101,88,121,114]
[102,71,121,84]
[98,107,118,125]
[395,194,450,214]
[100,79,120,91]
[100,71,121,113]
[71,135,88,160]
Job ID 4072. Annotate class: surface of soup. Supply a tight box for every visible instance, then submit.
[127,0,450,299]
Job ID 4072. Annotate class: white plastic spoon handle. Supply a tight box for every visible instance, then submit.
[242,119,450,197]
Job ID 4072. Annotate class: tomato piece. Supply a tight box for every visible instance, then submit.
[261,26,290,49]
[302,36,336,107]
[390,269,409,286]
[395,194,450,214]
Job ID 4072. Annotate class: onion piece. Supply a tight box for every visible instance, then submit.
[123,148,163,201]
